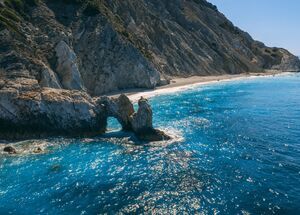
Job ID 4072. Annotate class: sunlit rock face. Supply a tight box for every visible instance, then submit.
[0,82,105,139]
[55,41,85,91]
[131,97,153,133]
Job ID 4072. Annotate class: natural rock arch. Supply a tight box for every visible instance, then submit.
[95,94,170,141]
[96,94,134,131]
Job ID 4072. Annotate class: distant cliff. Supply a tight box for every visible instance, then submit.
[0,0,299,139]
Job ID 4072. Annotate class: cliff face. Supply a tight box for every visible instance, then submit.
[0,0,299,139]
[1,0,299,96]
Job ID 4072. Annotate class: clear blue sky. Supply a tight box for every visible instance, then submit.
[208,0,300,56]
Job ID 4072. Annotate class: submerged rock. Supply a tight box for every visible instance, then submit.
[33,147,43,154]
[135,128,171,142]
[3,146,17,154]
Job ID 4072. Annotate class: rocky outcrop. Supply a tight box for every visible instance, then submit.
[0,78,106,139]
[271,50,300,72]
[0,0,299,141]
[96,94,135,130]
[39,66,62,89]
[3,145,17,154]
[55,41,84,90]
[0,82,167,141]
[96,95,170,142]
[131,97,153,133]
[131,97,171,141]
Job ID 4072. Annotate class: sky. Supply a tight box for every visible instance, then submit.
[208,0,300,56]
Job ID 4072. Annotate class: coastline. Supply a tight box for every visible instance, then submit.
[109,70,291,102]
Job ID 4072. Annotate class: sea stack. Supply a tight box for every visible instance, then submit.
[131,97,171,141]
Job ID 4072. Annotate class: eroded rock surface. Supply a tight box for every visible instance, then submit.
[0,0,299,141]
[0,0,299,99]
[131,97,153,133]
[95,95,170,142]
[55,41,84,90]
[96,94,134,130]
[0,79,106,139]
[131,97,171,141]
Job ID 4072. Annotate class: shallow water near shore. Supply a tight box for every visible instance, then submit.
[1,74,300,214]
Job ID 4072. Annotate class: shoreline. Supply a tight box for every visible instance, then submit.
[109,70,291,102]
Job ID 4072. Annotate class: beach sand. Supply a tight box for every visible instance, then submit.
[108,70,289,102]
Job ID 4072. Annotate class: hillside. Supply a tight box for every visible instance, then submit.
[0,0,299,95]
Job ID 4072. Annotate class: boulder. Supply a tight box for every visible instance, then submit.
[33,147,43,154]
[3,146,17,154]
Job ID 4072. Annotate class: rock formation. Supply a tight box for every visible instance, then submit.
[3,145,17,154]
[96,94,135,130]
[0,86,168,141]
[131,97,171,141]
[0,78,106,139]
[131,97,153,133]
[96,95,170,142]
[0,0,299,141]
[55,41,85,90]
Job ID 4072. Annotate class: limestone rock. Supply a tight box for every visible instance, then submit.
[130,97,171,142]
[0,83,106,139]
[1,0,299,98]
[55,41,84,90]
[40,66,62,89]
[96,95,170,142]
[131,97,153,133]
[114,94,135,130]
[75,22,161,95]
[271,50,300,72]
[96,94,134,130]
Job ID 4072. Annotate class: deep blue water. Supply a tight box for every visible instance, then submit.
[1,74,300,214]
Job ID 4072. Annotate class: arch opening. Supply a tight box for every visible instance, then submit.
[106,117,123,132]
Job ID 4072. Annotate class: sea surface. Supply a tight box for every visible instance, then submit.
[1,73,300,214]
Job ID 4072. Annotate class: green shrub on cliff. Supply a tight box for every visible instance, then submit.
[0,0,38,37]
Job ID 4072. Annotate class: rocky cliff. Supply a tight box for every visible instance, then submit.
[0,0,299,140]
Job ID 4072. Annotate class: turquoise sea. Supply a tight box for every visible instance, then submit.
[0,73,300,214]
